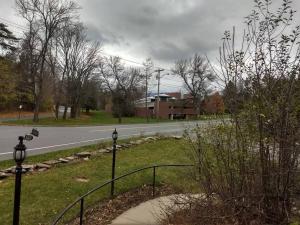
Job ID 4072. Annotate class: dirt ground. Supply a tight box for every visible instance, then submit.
[67,184,180,225]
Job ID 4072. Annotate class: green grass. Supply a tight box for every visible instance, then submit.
[3,110,227,126]
[0,138,196,225]
[3,111,169,126]
[0,145,99,171]
[0,137,140,171]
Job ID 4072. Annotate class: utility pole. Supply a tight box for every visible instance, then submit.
[143,58,153,123]
[145,69,149,123]
[154,68,164,120]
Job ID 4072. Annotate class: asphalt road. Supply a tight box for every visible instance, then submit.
[0,121,211,161]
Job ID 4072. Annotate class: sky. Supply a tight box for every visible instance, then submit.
[1,0,300,92]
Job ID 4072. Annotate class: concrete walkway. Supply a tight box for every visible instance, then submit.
[110,194,200,225]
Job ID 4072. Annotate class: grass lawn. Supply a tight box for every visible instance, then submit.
[2,110,228,126]
[0,137,139,171]
[0,138,195,225]
[3,111,168,126]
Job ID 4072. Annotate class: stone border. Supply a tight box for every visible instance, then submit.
[0,135,183,180]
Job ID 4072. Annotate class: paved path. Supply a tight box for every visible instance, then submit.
[0,121,213,161]
[110,194,199,225]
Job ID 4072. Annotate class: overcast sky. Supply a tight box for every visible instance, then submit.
[1,0,300,92]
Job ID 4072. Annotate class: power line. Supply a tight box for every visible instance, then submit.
[1,17,188,91]
[0,17,177,73]
[0,18,155,70]
[0,18,27,38]
[101,51,145,67]
[0,17,27,31]
[0,17,189,92]
[160,84,183,88]
[0,17,192,95]
[161,76,180,82]
[1,17,149,68]
[101,51,176,74]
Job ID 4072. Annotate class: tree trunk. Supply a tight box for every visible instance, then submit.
[70,106,76,118]
[193,97,201,118]
[33,94,40,122]
[70,102,80,119]
[63,105,68,120]
[55,103,59,120]
[76,105,80,118]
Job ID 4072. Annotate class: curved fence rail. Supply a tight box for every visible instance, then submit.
[52,164,194,225]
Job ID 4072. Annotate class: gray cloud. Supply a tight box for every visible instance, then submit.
[1,0,300,69]
[76,0,257,64]
[85,23,124,46]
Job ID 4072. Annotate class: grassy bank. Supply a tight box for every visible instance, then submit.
[0,137,139,171]
[0,138,195,225]
[3,111,167,126]
[2,110,228,126]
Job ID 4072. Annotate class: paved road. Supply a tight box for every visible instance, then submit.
[0,121,212,161]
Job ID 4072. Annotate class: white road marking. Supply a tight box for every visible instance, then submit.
[0,128,182,156]
[0,152,12,156]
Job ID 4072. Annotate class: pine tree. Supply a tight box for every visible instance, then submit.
[0,23,18,52]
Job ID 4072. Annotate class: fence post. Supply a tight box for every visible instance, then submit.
[152,166,156,197]
[79,198,84,225]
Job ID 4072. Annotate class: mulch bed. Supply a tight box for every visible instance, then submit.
[161,194,300,225]
[67,184,179,225]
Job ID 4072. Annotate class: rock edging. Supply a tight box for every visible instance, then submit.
[0,135,182,180]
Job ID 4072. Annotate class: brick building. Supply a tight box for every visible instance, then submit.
[135,93,198,120]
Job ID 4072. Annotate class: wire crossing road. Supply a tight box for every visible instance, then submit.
[0,121,212,161]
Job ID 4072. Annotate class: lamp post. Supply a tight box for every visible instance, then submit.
[13,136,26,225]
[18,105,23,120]
[13,129,39,225]
[111,128,118,197]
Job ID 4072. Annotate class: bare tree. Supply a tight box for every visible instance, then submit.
[54,21,79,119]
[47,35,62,119]
[184,0,300,224]
[58,23,100,118]
[173,54,215,115]
[99,56,143,123]
[81,76,102,113]
[16,0,78,122]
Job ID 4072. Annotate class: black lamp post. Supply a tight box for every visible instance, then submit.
[13,129,39,225]
[18,105,23,120]
[13,136,26,225]
[111,128,118,197]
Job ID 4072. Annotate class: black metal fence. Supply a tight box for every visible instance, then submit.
[51,164,194,225]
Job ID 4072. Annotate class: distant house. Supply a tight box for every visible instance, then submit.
[135,92,198,120]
